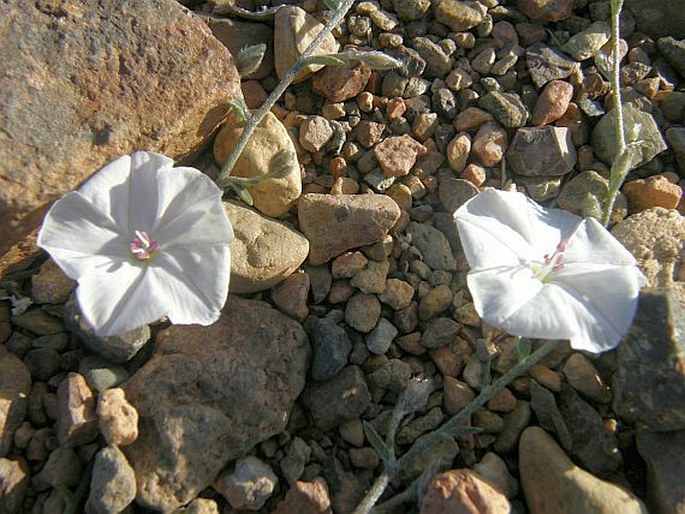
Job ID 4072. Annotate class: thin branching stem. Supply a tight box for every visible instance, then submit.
[215,0,356,188]
[353,339,558,514]
[601,0,627,226]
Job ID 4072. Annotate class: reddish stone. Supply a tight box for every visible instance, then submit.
[312,61,372,103]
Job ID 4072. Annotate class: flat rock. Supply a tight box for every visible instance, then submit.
[557,170,628,223]
[519,426,648,514]
[623,176,683,212]
[613,289,685,430]
[0,0,240,273]
[625,0,685,38]
[298,194,401,266]
[656,36,685,79]
[224,201,309,294]
[122,296,309,511]
[0,457,30,514]
[517,0,573,21]
[55,372,99,448]
[561,21,611,61]
[507,127,576,176]
[479,91,529,128]
[214,112,302,218]
[406,222,457,271]
[0,346,31,457]
[30,259,75,305]
[434,0,486,31]
[312,61,372,103]
[526,43,578,89]
[375,135,427,178]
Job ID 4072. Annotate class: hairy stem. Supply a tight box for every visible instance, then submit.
[601,0,627,226]
[353,339,558,514]
[215,0,356,188]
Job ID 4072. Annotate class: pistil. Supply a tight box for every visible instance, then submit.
[130,230,159,261]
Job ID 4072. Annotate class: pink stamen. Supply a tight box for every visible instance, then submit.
[544,238,568,272]
[130,230,159,261]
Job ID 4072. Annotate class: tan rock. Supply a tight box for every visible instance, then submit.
[214,112,302,218]
[97,388,139,446]
[224,201,309,294]
[520,426,648,514]
[271,272,310,322]
[623,175,683,212]
[312,61,372,103]
[420,469,511,514]
[517,0,574,22]
[273,478,332,514]
[0,0,241,274]
[298,193,401,265]
[375,135,427,178]
[446,132,472,173]
[274,5,339,84]
[206,17,274,80]
[471,121,508,167]
[0,347,31,457]
[30,259,75,304]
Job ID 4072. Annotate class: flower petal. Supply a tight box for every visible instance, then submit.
[467,265,577,341]
[551,263,643,351]
[127,152,175,233]
[150,246,231,325]
[455,189,581,269]
[152,168,233,248]
[565,218,641,267]
[77,154,133,232]
[37,191,129,279]
[76,262,166,336]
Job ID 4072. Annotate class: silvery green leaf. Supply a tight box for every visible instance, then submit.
[232,184,254,206]
[228,99,251,125]
[303,54,345,67]
[516,338,532,362]
[339,51,402,70]
[236,44,267,78]
[363,421,393,464]
[580,194,603,220]
[268,149,297,178]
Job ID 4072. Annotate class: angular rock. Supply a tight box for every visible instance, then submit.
[479,91,529,128]
[305,317,352,382]
[434,0,486,31]
[557,170,627,223]
[272,478,332,514]
[299,116,334,153]
[656,36,685,79]
[55,372,99,448]
[122,296,309,511]
[34,447,82,491]
[592,105,667,172]
[520,426,648,514]
[213,456,277,511]
[613,289,685,430]
[375,135,427,178]
[30,259,75,305]
[298,194,401,266]
[214,112,302,218]
[420,469,511,514]
[273,5,339,83]
[439,178,479,214]
[666,127,685,174]
[517,0,573,21]
[312,61,372,103]
[507,127,576,176]
[224,201,309,294]
[0,0,240,272]
[302,366,371,431]
[636,429,685,514]
[526,43,578,89]
[0,346,31,457]
[562,354,611,403]
[64,294,150,363]
[0,457,30,514]
[625,0,685,38]
[623,176,683,212]
[271,272,310,322]
[406,222,457,271]
[86,445,136,514]
[561,21,611,61]
[471,121,508,167]
[345,292,382,333]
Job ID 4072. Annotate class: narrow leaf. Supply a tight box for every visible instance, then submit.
[340,51,403,70]
[363,421,393,464]
[228,99,251,126]
[303,54,345,67]
[323,0,343,10]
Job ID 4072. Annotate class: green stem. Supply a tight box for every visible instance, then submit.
[215,0,356,189]
[601,0,627,226]
[352,471,390,514]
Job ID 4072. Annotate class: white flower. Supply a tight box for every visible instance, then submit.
[37,151,234,337]
[454,189,644,353]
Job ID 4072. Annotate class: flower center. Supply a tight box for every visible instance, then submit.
[531,239,568,282]
[130,230,159,261]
